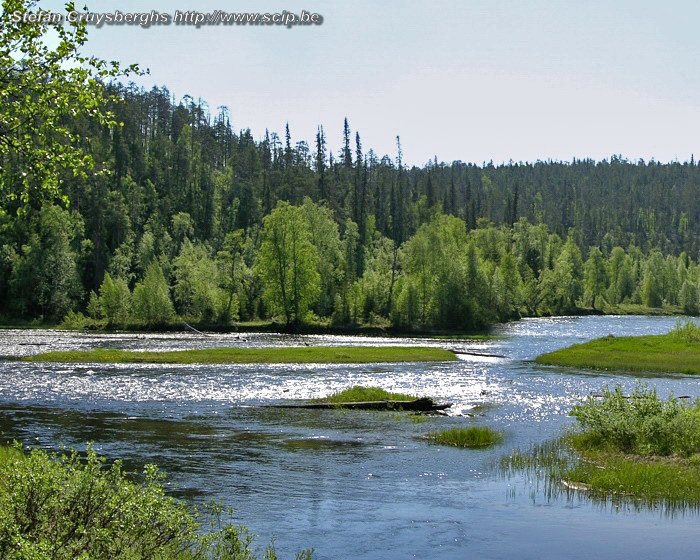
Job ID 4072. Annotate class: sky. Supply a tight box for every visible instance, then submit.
[37,0,700,166]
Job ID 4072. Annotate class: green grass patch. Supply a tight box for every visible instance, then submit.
[319,386,417,403]
[535,321,700,374]
[25,346,457,364]
[502,384,700,507]
[563,435,700,504]
[426,426,503,448]
[601,303,685,316]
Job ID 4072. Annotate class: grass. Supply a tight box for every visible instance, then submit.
[601,303,685,316]
[426,426,503,448]
[535,320,700,374]
[25,346,457,364]
[503,384,700,508]
[562,434,700,504]
[318,386,417,403]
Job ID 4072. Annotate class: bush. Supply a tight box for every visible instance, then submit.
[570,383,700,457]
[59,310,91,330]
[0,444,312,560]
[670,319,700,343]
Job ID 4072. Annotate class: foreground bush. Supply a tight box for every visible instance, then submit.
[569,384,700,457]
[0,444,312,560]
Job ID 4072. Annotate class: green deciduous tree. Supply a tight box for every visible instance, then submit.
[0,0,139,209]
[131,262,174,326]
[255,201,320,326]
[173,241,223,322]
[98,272,131,326]
[217,229,245,322]
[10,204,83,319]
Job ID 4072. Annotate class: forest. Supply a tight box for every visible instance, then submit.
[2,82,700,331]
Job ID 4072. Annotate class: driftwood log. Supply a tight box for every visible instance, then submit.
[450,350,507,358]
[268,397,452,412]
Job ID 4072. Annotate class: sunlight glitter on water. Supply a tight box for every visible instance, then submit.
[4,317,700,560]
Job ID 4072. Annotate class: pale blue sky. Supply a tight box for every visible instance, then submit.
[41,0,700,165]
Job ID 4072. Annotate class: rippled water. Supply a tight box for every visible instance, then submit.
[1,316,700,559]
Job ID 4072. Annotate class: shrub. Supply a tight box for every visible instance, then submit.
[670,319,700,343]
[0,444,312,560]
[59,310,90,330]
[570,383,700,457]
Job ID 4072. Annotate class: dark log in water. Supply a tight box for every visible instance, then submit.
[451,350,508,358]
[268,397,452,412]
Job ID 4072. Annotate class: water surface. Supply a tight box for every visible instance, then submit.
[1,316,699,559]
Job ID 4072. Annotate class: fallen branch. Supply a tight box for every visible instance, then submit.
[268,397,452,412]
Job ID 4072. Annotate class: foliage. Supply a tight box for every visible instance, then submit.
[670,319,700,343]
[0,443,198,559]
[9,204,83,319]
[426,426,503,448]
[131,262,174,326]
[0,0,139,209]
[4,70,700,330]
[256,202,320,326]
[99,272,131,326]
[173,241,224,322]
[0,443,312,560]
[569,384,700,457]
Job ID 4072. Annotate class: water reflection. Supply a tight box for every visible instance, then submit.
[499,439,700,518]
[2,316,700,559]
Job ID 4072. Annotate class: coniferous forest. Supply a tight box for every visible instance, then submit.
[2,83,700,331]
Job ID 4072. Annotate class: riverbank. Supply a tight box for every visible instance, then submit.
[4,303,691,337]
[562,385,700,503]
[563,435,700,503]
[502,384,700,506]
[535,323,700,374]
[25,346,457,364]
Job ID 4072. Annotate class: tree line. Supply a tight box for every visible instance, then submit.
[2,84,700,329]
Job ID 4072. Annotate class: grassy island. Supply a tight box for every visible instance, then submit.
[535,321,700,374]
[503,384,700,505]
[25,346,456,365]
[562,385,700,503]
[427,426,503,448]
[318,386,417,403]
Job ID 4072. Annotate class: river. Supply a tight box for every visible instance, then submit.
[1,316,699,559]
